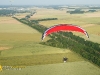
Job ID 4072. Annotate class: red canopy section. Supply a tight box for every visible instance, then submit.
[42,24,89,40]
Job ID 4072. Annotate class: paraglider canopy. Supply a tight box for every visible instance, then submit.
[42,24,89,40]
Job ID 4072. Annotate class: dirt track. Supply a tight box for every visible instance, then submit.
[0,47,11,51]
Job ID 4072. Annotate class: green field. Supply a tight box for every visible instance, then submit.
[0,61,100,75]
[0,17,81,62]
[0,8,100,75]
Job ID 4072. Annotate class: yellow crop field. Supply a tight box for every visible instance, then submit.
[32,8,100,43]
[0,17,39,33]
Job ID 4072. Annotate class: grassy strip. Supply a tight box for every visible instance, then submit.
[0,53,84,66]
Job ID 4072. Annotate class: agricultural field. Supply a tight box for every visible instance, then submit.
[0,7,100,75]
[0,61,100,75]
[34,8,100,43]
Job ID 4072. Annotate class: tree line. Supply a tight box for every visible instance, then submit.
[0,10,16,16]
[67,9,97,14]
[31,18,57,21]
[0,9,34,17]
[13,17,100,67]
